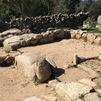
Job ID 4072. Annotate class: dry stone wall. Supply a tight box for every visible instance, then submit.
[70,29,101,45]
[2,28,101,52]
[3,29,70,51]
[8,13,88,33]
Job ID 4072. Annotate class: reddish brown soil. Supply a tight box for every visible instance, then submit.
[0,39,101,101]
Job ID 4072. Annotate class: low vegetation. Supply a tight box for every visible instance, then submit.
[81,28,101,33]
[60,27,101,34]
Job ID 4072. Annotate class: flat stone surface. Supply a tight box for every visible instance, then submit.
[15,53,52,82]
[56,82,93,101]
[3,36,21,51]
[15,53,42,80]
[84,93,101,101]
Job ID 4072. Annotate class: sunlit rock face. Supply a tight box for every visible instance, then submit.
[96,15,101,31]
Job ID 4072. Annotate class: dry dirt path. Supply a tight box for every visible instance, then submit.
[19,39,101,68]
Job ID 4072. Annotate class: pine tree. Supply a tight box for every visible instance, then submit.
[82,0,93,13]
[53,0,80,14]
[89,0,101,19]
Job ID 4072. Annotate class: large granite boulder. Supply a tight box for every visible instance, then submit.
[15,53,53,82]
[30,34,43,45]
[3,36,21,51]
[20,34,42,46]
[56,82,93,101]
[40,31,54,44]
[53,29,65,40]
[33,58,52,82]
[15,53,41,81]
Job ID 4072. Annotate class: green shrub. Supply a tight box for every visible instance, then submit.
[81,27,101,33]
